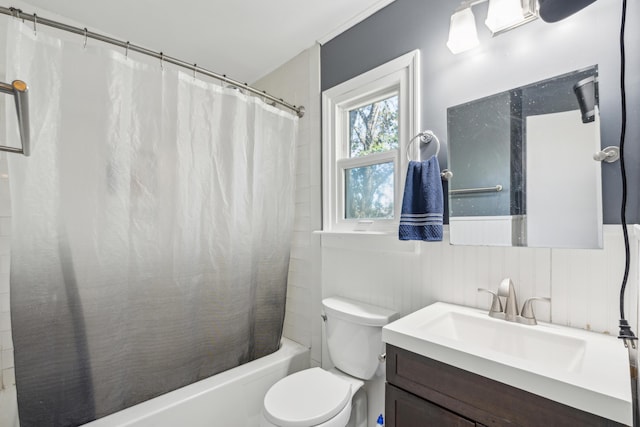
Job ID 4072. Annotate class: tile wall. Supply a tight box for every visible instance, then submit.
[0,13,19,422]
[253,44,323,366]
[0,151,19,426]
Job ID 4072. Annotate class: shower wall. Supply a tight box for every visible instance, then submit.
[0,10,18,422]
[254,44,323,367]
[0,152,17,426]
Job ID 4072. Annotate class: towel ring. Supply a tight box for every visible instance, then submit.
[406,130,440,161]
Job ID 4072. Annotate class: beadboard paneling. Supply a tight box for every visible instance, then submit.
[321,225,636,337]
[551,226,638,335]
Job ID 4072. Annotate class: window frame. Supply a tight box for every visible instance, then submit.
[322,50,421,233]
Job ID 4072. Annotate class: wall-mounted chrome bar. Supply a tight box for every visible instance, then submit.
[441,169,453,180]
[593,146,619,163]
[0,6,305,118]
[0,79,30,156]
[450,184,502,195]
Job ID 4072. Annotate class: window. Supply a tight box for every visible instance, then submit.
[345,95,398,220]
[322,50,420,232]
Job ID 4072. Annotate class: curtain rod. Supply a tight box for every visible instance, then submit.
[0,6,305,118]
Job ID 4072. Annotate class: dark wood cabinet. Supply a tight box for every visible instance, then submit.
[387,383,475,426]
[385,345,627,427]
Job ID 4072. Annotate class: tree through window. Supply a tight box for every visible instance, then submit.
[345,95,398,219]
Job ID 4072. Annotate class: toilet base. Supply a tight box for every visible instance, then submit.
[345,388,367,427]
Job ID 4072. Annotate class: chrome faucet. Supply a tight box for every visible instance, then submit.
[478,278,550,325]
[519,297,551,325]
[477,288,503,319]
[498,278,519,322]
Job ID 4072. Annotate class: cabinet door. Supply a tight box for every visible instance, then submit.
[386,384,475,427]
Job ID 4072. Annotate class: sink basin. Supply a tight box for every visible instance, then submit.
[418,311,586,373]
[383,302,632,425]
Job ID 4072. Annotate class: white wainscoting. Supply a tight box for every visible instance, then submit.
[321,225,637,337]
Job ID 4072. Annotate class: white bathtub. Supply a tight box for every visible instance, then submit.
[84,338,310,427]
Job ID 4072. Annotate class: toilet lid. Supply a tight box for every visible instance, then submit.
[263,368,352,427]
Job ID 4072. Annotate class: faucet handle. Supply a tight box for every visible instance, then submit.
[478,288,504,318]
[519,297,551,325]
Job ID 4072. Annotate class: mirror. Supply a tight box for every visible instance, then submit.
[447,66,602,248]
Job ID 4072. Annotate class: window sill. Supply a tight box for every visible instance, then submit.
[313,230,420,253]
[312,230,394,236]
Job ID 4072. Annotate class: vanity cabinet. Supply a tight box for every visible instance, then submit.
[385,345,626,427]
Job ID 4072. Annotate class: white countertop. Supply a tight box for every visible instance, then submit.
[382,302,633,425]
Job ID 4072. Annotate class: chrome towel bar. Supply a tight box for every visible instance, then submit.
[0,79,30,156]
[450,184,503,195]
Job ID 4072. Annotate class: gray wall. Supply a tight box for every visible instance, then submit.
[321,0,640,224]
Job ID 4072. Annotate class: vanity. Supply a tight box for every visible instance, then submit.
[383,64,635,425]
[382,303,632,426]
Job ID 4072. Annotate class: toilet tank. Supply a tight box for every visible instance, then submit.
[322,297,398,380]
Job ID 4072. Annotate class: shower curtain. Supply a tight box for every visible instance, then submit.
[5,20,297,426]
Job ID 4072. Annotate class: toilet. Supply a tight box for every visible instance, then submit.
[261,297,398,427]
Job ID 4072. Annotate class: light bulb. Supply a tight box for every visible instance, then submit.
[485,0,528,34]
[446,8,480,54]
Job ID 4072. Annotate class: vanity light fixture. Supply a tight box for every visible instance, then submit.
[446,0,538,54]
[486,0,538,34]
[446,6,480,54]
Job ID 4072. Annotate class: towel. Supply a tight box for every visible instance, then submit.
[398,156,443,241]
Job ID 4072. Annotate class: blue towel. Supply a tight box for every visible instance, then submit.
[399,157,443,241]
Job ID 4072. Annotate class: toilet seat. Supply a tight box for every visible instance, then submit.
[263,368,352,427]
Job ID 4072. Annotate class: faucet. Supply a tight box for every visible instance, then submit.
[498,278,519,322]
[478,278,550,325]
[476,288,503,319]
[519,297,552,325]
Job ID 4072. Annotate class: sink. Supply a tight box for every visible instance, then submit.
[418,311,587,373]
[383,302,632,425]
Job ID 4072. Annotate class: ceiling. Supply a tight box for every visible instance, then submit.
[12,0,395,83]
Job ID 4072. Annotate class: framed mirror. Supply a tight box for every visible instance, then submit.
[447,66,602,248]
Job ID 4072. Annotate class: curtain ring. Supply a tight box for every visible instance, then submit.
[32,13,37,36]
[160,52,164,71]
[83,27,88,48]
[193,64,197,80]
[125,41,130,58]
[10,7,24,23]
[262,91,276,106]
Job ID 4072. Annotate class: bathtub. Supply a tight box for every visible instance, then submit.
[84,338,310,427]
